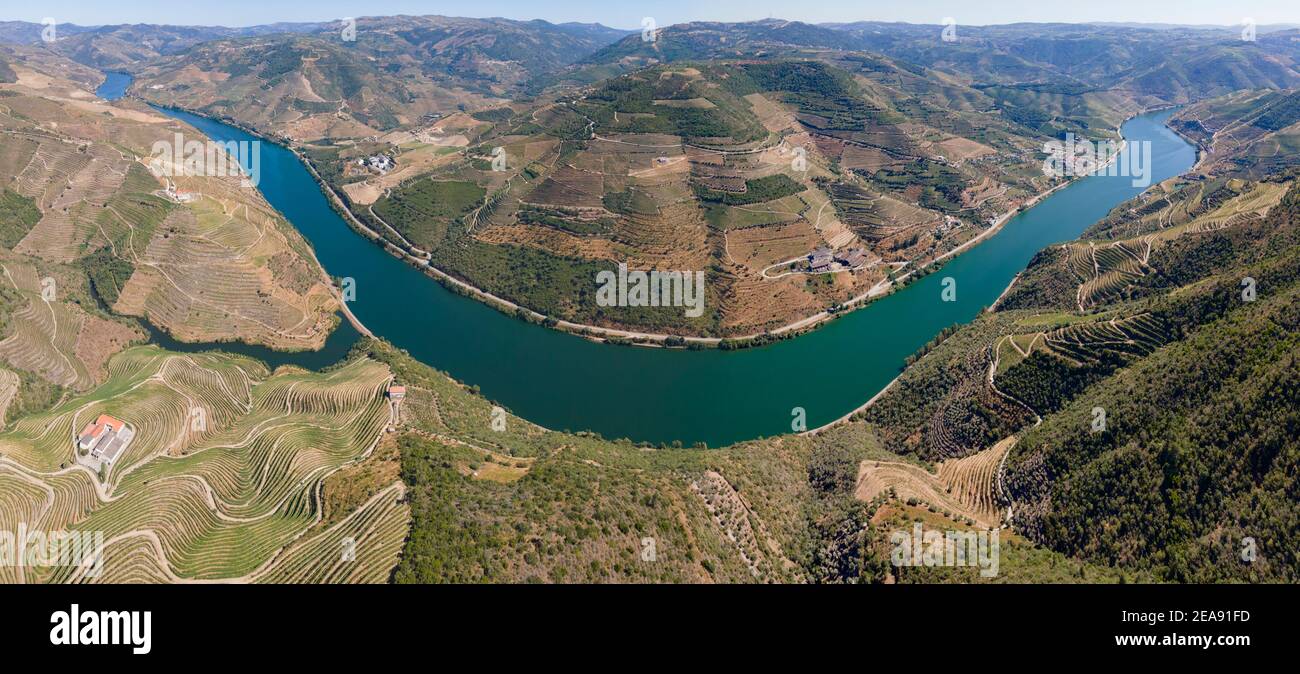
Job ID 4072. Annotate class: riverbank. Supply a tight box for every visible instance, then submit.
[796,113,1194,440]
[143,90,1138,352]
[126,98,374,341]
[141,100,1194,446]
[304,143,1086,350]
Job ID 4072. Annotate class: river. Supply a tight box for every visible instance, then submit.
[98,74,1196,447]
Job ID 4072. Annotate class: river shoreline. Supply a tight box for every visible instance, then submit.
[133,89,1160,356]
[797,110,1192,439]
[292,129,1102,350]
[136,89,1121,351]
[129,87,1196,446]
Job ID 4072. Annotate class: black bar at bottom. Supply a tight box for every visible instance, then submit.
[0,583,1289,663]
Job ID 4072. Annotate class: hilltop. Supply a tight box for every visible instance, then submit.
[107,18,1300,338]
[567,21,1300,139]
[851,89,1300,581]
[0,20,328,69]
[0,48,339,356]
[301,54,1052,337]
[125,16,631,140]
[1169,88,1300,177]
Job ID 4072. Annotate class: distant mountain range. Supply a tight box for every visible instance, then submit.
[0,17,631,71]
[0,21,330,67]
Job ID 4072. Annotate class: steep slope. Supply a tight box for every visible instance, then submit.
[131,16,631,141]
[369,340,1110,584]
[0,21,327,70]
[842,93,1300,582]
[1170,89,1300,178]
[1005,190,1300,581]
[0,49,339,352]
[827,22,1300,94]
[558,18,865,84]
[825,22,1300,137]
[308,58,1048,338]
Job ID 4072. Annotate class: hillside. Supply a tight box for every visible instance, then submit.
[828,23,1300,90]
[825,22,1300,137]
[0,49,411,586]
[1004,182,1300,581]
[0,344,408,583]
[1,17,1297,587]
[308,57,1050,337]
[129,16,630,141]
[0,49,339,353]
[1169,88,1300,177]
[0,49,1151,580]
[843,92,1300,582]
[552,19,865,85]
[122,19,1300,337]
[362,339,1130,584]
[0,21,327,70]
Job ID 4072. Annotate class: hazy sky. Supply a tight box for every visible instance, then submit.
[18,0,1300,29]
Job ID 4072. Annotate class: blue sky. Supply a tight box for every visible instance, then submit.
[18,0,1300,29]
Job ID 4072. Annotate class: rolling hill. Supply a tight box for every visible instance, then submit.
[0,48,339,353]
[826,22,1300,136]
[128,16,631,141]
[0,20,327,70]
[2,17,1298,585]
[849,88,1300,582]
[306,57,1051,337]
[1170,88,1300,177]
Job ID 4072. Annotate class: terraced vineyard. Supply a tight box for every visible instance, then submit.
[0,259,141,391]
[1170,89,1300,179]
[0,346,410,583]
[999,313,1171,370]
[0,19,1295,589]
[862,318,1037,462]
[856,159,1300,582]
[288,56,1048,337]
[1006,180,1288,311]
[989,311,1176,416]
[854,436,1014,528]
[0,55,340,351]
[12,141,128,263]
[0,367,19,424]
[0,51,412,584]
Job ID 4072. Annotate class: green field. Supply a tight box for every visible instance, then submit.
[373,179,486,249]
[0,345,406,583]
[0,189,41,249]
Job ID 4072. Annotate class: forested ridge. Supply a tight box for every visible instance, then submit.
[1004,183,1300,582]
[847,144,1300,581]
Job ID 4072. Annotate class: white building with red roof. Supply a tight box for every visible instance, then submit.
[77,414,135,466]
